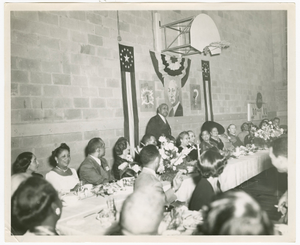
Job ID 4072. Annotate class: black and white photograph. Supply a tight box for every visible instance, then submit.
[4,2,296,243]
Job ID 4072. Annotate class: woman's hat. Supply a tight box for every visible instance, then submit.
[201,121,225,135]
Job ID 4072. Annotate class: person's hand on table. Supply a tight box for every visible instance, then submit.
[172,171,184,192]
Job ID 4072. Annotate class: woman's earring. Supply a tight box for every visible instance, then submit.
[55,208,61,216]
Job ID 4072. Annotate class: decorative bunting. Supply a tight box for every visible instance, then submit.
[201,60,213,121]
[119,44,139,156]
[149,51,191,88]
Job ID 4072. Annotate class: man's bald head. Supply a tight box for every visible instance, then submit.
[119,186,165,235]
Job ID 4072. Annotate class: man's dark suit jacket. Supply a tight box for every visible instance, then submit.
[134,168,176,204]
[170,103,183,117]
[228,133,243,147]
[78,155,114,185]
[145,114,172,141]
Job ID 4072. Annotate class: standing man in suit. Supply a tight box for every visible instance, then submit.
[134,145,184,204]
[79,137,114,185]
[167,79,183,117]
[145,103,172,141]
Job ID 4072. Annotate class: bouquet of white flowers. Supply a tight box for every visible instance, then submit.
[254,121,284,148]
[157,136,195,181]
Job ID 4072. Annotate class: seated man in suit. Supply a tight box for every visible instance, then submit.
[145,103,172,141]
[227,124,243,147]
[79,137,114,185]
[134,145,183,204]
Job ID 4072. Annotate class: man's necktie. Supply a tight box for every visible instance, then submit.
[169,108,174,117]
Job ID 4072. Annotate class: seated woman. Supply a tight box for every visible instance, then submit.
[11,176,63,236]
[201,121,225,151]
[237,122,249,144]
[113,137,140,180]
[209,127,225,150]
[189,148,227,211]
[195,190,274,235]
[45,143,80,194]
[259,119,270,130]
[134,134,157,164]
[12,152,42,178]
[199,130,218,154]
[176,131,197,163]
[187,130,199,161]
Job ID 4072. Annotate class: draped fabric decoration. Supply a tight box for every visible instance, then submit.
[119,44,139,157]
[201,60,214,121]
[149,51,191,88]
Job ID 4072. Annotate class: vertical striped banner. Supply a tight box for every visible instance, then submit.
[201,60,214,121]
[119,44,139,157]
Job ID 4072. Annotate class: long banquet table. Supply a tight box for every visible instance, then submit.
[174,149,273,204]
[57,150,273,236]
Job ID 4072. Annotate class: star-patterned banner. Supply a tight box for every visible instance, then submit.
[201,60,214,121]
[119,44,139,156]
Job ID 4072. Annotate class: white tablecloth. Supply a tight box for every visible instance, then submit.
[57,187,133,235]
[175,150,272,204]
[57,150,272,235]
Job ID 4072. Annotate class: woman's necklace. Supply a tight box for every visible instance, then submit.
[56,165,68,172]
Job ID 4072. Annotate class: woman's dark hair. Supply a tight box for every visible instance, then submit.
[168,135,176,143]
[198,148,227,178]
[259,119,269,129]
[50,143,70,167]
[11,177,60,230]
[12,152,34,175]
[240,122,249,131]
[197,190,274,235]
[114,137,129,156]
[176,131,188,147]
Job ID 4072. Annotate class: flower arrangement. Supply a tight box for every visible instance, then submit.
[157,136,195,181]
[253,121,284,148]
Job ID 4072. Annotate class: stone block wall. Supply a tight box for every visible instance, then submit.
[10,10,287,176]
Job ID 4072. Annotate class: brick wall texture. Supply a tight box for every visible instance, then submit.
[10,10,288,176]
